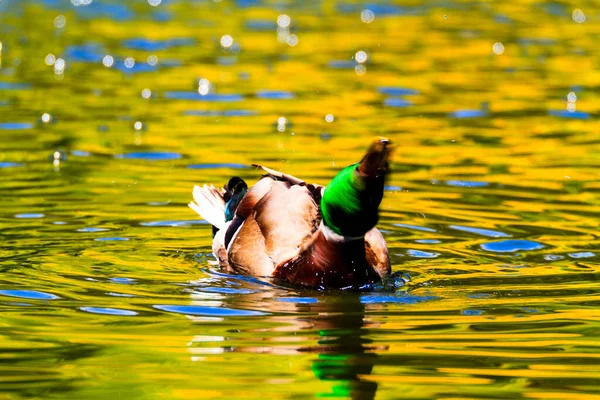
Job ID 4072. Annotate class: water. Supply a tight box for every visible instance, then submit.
[0,1,599,398]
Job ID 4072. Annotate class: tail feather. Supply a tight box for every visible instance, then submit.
[189,184,227,230]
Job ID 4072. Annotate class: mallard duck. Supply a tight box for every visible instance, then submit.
[189,138,391,289]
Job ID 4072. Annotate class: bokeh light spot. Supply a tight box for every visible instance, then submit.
[361,9,375,23]
[54,15,66,29]
[45,54,56,66]
[41,113,52,123]
[492,42,504,55]
[102,55,114,68]
[220,35,233,49]
[277,14,291,28]
[355,50,368,63]
[572,9,585,23]
[124,57,135,69]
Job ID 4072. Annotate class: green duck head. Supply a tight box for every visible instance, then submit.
[321,138,392,238]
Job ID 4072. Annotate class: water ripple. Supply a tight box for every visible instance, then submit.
[115,151,182,161]
[165,92,243,102]
[187,163,247,170]
[79,307,137,316]
[0,122,33,130]
[0,289,59,300]
[153,304,266,317]
[481,239,545,253]
[140,220,207,227]
[449,225,511,238]
[256,90,294,100]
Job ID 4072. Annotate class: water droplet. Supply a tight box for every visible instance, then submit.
[148,0,161,6]
[54,15,66,29]
[220,35,233,49]
[567,92,577,102]
[124,57,135,69]
[54,58,66,74]
[198,78,210,96]
[355,50,368,64]
[493,42,504,55]
[41,113,52,123]
[141,88,151,99]
[102,55,114,68]
[147,54,158,66]
[361,9,375,23]
[277,14,291,28]
[572,8,585,23]
[325,114,334,123]
[45,53,56,66]
[286,34,299,47]
[133,121,143,131]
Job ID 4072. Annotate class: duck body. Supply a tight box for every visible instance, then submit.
[189,139,391,289]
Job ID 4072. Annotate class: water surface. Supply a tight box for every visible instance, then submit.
[0,1,599,399]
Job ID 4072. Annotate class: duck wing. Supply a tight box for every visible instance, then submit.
[225,169,322,277]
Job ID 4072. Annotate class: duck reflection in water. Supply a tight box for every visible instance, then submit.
[186,286,383,400]
[308,294,381,399]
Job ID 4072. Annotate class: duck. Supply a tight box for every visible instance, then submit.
[189,138,392,289]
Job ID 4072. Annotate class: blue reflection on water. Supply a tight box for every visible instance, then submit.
[337,3,423,16]
[140,220,208,227]
[548,110,590,120]
[110,277,136,284]
[449,225,511,238]
[95,237,129,241]
[394,223,436,232]
[449,109,488,119]
[154,304,266,317]
[15,213,45,219]
[0,82,31,90]
[276,297,318,304]
[568,252,595,259]
[116,151,182,161]
[187,163,247,170]
[378,87,419,96]
[481,239,544,253]
[0,162,24,168]
[446,180,489,187]
[416,239,441,244]
[0,289,59,300]
[65,44,104,63]
[165,92,243,102]
[122,38,194,51]
[407,249,439,258]
[80,307,137,316]
[360,294,438,304]
[461,309,484,316]
[75,2,134,21]
[77,227,110,232]
[194,287,257,295]
[245,19,277,31]
[384,97,412,108]
[256,90,294,99]
[327,60,356,69]
[0,123,33,130]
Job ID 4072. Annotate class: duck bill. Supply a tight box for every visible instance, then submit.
[357,138,392,179]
